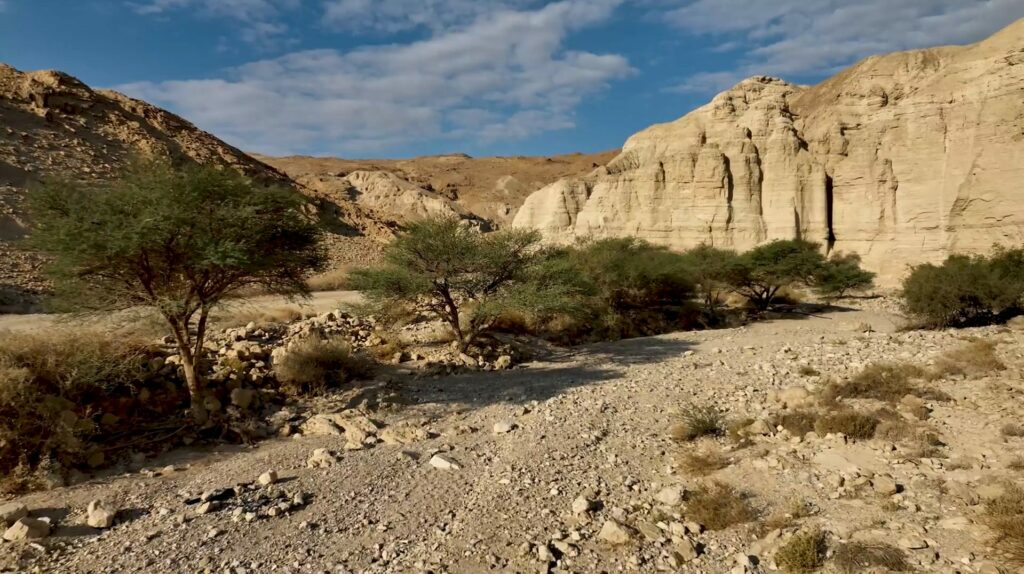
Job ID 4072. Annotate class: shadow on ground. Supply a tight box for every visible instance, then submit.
[402,336,695,411]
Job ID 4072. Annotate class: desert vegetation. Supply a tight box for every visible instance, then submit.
[901,248,1024,328]
[27,157,325,423]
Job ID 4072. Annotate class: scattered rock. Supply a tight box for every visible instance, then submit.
[86,500,117,529]
[258,471,279,486]
[597,519,634,545]
[3,517,50,541]
[492,420,515,434]
[428,454,462,470]
[0,502,28,527]
[307,448,339,469]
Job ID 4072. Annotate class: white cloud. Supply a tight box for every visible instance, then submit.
[661,0,1024,93]
[129,0,300,46]
[322,0,541,33]
[117,0,632,155]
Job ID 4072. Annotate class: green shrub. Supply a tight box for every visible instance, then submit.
[564,238,696,339]
[274,336,373,396]
[680,244,740,320]
[775,530,827,572]
[901,249,1024,328]
[0,331,158,479]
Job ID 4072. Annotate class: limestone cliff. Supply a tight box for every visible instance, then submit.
[513,20,1024,285]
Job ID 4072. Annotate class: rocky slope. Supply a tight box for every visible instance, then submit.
[0,64,386,309]
[257,151,618,228]
[513,19,1024,286]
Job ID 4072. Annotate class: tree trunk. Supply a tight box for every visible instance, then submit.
[170,319,208,425]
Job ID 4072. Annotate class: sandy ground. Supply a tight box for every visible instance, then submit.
[1,304,1022,573]
[0,290,364,335]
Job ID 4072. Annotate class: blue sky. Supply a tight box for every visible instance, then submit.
[2,1,1022,159]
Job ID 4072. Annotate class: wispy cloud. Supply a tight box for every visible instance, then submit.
[322,0,541,33]
[659,0,1024,94]
[117,0,632,155]
[128,0,300,47]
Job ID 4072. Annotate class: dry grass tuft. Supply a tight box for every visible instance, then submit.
[307,266,353,292]
[684,481,758,530]
[774,530,827,573]
[813,410,879,439]
[983,483,1024,565]
[797,365,820,377]
[274,335,373,396]
[828,362,949,403]
[1008,456,1024,471]
[670,404,725,442]
[1003,423,1024,438]
[0,330,157,480]
[676,448,732,476]
[761,499,813,532]
[832,542,911,573]
[777,410,819,436]
[934,339,1006,377]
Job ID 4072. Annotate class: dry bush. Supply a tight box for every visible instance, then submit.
[983,483,1024,565]
[670,404,725,442]
[814,410,879,439]
[934,339,1006,377]
[307,266,353,292]
[832,542,910,573]
[368,338,406,362]
[684,481,757,530]
[676,448,731,476]
[827,362,949,403]
[727,417,755,442]
[1002,423,1024,438]
[274,336,373,396]
[797,365,820,377]
[0,330,156,478]
[777,410,819,436]
[774,530,827,573]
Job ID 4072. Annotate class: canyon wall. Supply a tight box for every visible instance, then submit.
[513,20,1024,285]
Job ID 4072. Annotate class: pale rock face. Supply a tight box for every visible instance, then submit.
[513,20,1024,285]
[298,170,465,225]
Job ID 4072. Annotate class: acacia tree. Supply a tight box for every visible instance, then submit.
[813,253,875,299]
[350,218,580,350]
[726,239,827,310]
[28,157,325,423]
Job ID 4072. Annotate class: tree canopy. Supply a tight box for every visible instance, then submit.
[28,156,325,421]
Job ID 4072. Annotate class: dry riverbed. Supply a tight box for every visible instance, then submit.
[2,303,1023,573]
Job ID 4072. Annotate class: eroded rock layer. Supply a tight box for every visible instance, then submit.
[513,20,1024,285]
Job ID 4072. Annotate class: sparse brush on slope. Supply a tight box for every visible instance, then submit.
[774,530,828,573]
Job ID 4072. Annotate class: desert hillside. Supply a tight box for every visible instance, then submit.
[513,19,1024,286]
[256,151,617,228]
[0,64,386,309]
